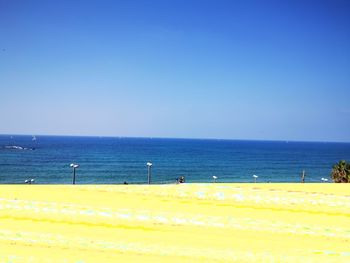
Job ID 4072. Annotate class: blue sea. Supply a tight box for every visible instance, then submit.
[0,135,349,184]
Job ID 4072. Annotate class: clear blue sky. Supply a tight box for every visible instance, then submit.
[1,0,349,142]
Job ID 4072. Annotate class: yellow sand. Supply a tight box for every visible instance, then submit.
[0,184,349,262]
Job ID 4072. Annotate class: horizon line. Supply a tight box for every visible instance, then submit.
[1,133,349,144]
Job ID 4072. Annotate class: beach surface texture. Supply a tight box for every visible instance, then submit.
[0,184,349,262]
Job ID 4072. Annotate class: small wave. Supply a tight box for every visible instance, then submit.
[4,145,35,150]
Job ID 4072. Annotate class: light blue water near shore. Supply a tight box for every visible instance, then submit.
[0,135,349,184]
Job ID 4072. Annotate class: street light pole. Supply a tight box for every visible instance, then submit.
[70,163,79,185]
[146,162,152,184]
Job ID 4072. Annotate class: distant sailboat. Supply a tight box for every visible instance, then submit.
[4,136,24,149]
[32,135,37,150]
[4,135,36,150]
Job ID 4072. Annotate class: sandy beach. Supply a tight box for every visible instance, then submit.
[0,184,349,262]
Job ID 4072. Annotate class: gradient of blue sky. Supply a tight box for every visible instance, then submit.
[0,0,349,141]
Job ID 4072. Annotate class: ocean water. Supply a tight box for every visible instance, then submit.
[0,135,349,184]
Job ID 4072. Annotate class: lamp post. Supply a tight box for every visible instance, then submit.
[321,177,328,183]
[253,174,258,183]
[70,163,79,184]
[146,162,152,184]
[25,179,35,184]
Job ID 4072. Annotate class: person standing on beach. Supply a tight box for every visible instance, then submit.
[301,170,305,183]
